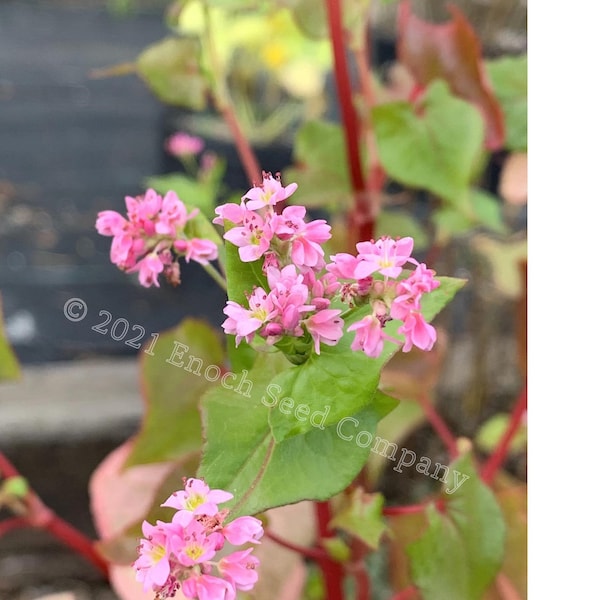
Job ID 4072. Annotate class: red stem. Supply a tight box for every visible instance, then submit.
[325,0,373,247]
[383,503,427,517]
[481,384,528,484]
[0,517,28,537]
[219,102,262,186]
[264,529,329,562]
[418,394,458,459]
[390,585,419,600]
[0,451,19,478]
[350,560,371,600]
[44,510,110,578]
[314,501,345,600]
[0,451,109,579]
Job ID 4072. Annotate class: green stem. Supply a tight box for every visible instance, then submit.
[203,261,228,292]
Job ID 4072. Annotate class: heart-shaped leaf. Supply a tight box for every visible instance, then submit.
[126,318,225,466]
[407,453,506,600]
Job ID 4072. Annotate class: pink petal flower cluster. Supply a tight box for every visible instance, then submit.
[214,171,327,269]
[215,173,342,356]
[96,189,218,288]
[165,132,205,157]
[328,238,440,356]
[133,478,263,600]
[214,174,441,360]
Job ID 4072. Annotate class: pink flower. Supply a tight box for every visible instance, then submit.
[130,253,164,288]
[326,253,365,279]
[243,172,298,211]
[355,236,414,279]
[213,202,247,226]
[348,314,386,358]
[96,210,128,236]
[222,516,264,546]
[161,478,233,527]
[222,288,277,345]
[399,311,437,352]
[165,132,204,157]
[223,211,274,262]
[218,549,260,591]
[133,520,174,593]
[155,190,193,236]
[305,309,344,354]
[181,573,235,600]
[170,520,217,567]
[174,238,219,264]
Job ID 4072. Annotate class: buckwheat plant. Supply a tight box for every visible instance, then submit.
[134,478,263,599]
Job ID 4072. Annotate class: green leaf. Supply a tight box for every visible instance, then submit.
[470,189,507,234]
[126,319,225,466]
[146,174,215,215]
[284,120,353,211]
[288,0,329,39]
[137,37,208,111]
[373,81,485,206]
[432,189,506,240]
[267,276,465,442]
[0,296,20,382]
[375,210,429,251]
[222,229,268,305]
[331,488,387,550]
[197,354,386,517]
[407,453,506,600]
[419,276,466,321]
[475,414,527,454]
[486,55,527,152]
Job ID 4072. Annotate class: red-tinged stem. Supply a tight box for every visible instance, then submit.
[481,384,528,484]
[353,37,387,195]
[219,103,262,186]
[418,394,458,459]
[382,503,427,517]
[264,529,329,562]
[350,559,371,600]
[390,585,419,600]
[0,451,109,579]
[43,509,110,578]
[0,451,19,478]
[0,517,28,537]
[314,501,345,600]
[495,572,523,600]
[325,0,373,247]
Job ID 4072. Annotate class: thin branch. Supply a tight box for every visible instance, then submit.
[0,517,28,537]
[264,529,328,562]
[314,501,345,600]
[418,394,459,459]
[481,384,527,484]
[325,0,373,247]
[383,503,427,517]
[390,585,419,600]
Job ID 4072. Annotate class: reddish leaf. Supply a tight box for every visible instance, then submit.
[397,1,505,150]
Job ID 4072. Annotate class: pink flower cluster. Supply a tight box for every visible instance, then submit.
[165,132,205,158]
[134,478,263,600]
[96,189,218,287]
[215,172,344,355]
[329,239,440,356]
[214,173,440,359]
